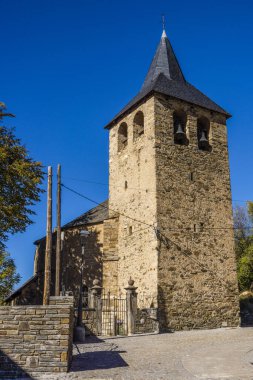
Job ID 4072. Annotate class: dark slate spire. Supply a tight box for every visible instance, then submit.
[141,30,185,91]
[105,30,230,129]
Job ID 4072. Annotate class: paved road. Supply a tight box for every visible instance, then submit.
[43,327,253,379]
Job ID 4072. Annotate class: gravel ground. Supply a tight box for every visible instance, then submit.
[23,327,253,380]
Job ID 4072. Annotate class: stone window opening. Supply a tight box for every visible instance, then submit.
[133,111,144,141]
[128,226,133,235]
[124,180,128,190]
[118,122,128,152]
[193,223,204,233]
[197,117,211,151]
[173,110,188,145]
[190,172,194,181]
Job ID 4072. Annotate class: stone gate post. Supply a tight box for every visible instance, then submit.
[90,279,103,335]
[125,277,138,335]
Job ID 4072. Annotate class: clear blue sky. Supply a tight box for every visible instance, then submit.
[1,0,253,285]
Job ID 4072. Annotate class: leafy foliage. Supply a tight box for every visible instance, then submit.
[0,104,44,246]
[248,201,253,224]
[237,245,253,290]
[0,249,20,304]
[233,203,253,291]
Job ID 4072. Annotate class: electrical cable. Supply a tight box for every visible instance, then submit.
[61,183,250,290]
[62,176,250,204]
[61,182,252,232]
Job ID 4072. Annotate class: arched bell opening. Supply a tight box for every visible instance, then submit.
[118,122,128,152]
[197,117,211,151]
[173,110,188,145]
[133,111,144,141]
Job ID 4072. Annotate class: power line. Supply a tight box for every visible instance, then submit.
[124,226,151,240]
[61,182,252,232]
[61,183,153,229]
[61,183,237,291]
[154,228,233,291]
[62,176,157,194]
[62,176,251,204]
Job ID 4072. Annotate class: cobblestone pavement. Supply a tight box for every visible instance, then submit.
[39,327,253,379]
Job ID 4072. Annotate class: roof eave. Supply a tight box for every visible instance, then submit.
[104,88,231,131]
[34,200,109,245]
[104,90,155,130]
[4,274,38,302]
[154,90,232,119]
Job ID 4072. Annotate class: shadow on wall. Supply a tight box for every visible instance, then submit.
[32,227,103,307]
[0,349,33,379]
[71,336,128,373]
[5,275,43,306]
[157,285,171,332]
[6,227,104,307]
[61,229,103,306]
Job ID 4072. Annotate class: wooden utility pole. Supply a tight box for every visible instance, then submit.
[55,164,61,296]
[43,166,53,305]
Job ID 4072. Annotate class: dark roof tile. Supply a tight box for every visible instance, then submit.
[62,200,109,229]
[105,31,230,129]
[34,200,109,245]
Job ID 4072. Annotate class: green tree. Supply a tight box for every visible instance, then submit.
[0,103,44,247]
[233,205,252,261]
[233,203,253,291]
[0,249,20,304]
[248,201,253,224]
[237,245,253,291]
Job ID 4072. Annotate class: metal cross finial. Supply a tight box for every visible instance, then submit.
[162,14,166,31]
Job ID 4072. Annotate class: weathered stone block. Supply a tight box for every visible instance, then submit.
[26,356,39,368]
[59,340,68,347]
[60,352,68,362]
[60,318,69,324]
[0,299,74,376]
[19,321,30,331]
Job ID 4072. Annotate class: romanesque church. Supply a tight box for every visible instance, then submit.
[6,29,239,330]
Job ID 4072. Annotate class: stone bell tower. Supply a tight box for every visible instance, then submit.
[105,29,239,330]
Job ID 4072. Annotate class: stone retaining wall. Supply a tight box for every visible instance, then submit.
[0,296,74,379]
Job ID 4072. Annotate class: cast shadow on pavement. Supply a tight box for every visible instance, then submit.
[70,335,128,372]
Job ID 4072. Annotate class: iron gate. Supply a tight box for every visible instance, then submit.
[80,285,159,336]
[101,292,127,336]
[135,308,159,334]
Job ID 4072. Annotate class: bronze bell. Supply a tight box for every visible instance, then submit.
[175,123,185,141]
[199,130,209,149]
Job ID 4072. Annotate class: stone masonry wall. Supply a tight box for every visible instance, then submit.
[10,223,105,307]
[8,219,120,307]
[154,94,240,330]
[7,275,43,306]
[0,296,74,379]
[60,225,104,305]
[102,217,119,295]
[109,97,158,307]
